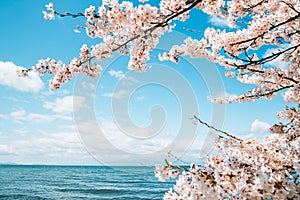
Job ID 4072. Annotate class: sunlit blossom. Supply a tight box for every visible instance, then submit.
[18,0,300,198]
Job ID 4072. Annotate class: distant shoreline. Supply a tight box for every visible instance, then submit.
[0,163,159,167]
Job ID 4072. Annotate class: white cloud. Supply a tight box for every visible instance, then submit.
[76,119,175,159]
[2,96,31,104]
[13,127,28,136]
[0,144,16,155]
[0,130,97,164]
[208,15,230,27]
[0,61,44,92]
[251,119,271,133]
[61,89,71,95]
[0,114,9,120]
[53,114,73,121]
[74,117,209,165]
[125,76,140,84]
[0,114,206,165]
[109,70,125,80]
[43,95,85,113]
[108,70,140,86]
[26,113,56,123]
[10,108,72,124]
[81,81,95,90]
[263,45,290,69]
[40,89,72,99]
[10,109,26,118]
[102,90,128,99]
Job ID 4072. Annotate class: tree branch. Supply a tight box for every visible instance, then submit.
[193,115,242,141]
[230,13,300,46]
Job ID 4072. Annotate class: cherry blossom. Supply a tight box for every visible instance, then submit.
[42,2,54,20]
[18,0,300,199]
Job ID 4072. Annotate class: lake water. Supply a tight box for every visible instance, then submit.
[0,165,174,199]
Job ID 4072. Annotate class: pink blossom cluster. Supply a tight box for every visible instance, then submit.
[155,121,300,199]
[156,105,300,199]
[162,0,300,104]
[32,0,201,90]
[20,55,101,90]
[20,0,300,199]
[154,0,300,199]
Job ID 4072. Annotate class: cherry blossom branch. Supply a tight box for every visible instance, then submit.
[53,0,200,20]
[193,115,242,141]
[280,1,300,15]
[244,0,267,10]
[231,44,300,69]
[230,13,300,46]
[54,11,85,18]
[238,84,294,101]
[21,0,204,89]
[166,150,190,165]
[105,0,202,53]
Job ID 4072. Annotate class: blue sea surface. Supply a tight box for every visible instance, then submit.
[0,165,174,199]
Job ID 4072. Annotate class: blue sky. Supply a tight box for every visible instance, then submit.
[0,0,287,165]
